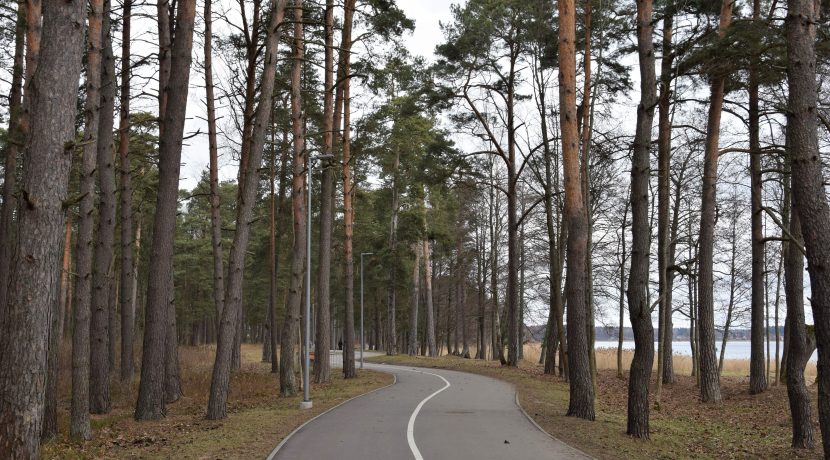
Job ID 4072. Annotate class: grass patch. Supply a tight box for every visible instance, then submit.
[368,352,822,459]
[42,344,392,459]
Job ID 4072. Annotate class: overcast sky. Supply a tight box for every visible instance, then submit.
[172,1,767,331]
[178,0,462,191]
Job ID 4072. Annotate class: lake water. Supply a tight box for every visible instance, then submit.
[594,340,819,362]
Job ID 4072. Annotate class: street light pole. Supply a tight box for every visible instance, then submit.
[302,153,333,410]
[360,252,373,368]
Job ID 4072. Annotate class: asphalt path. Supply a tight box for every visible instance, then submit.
[269,362,591,460]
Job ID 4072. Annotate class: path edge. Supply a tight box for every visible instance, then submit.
[265,373,398,460]
[513,390,596,459]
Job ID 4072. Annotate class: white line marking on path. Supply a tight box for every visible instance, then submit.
[404,369,451,460]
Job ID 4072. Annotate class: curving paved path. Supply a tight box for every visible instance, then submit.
[269,361,590,460]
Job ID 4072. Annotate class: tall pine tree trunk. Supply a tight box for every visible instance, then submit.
[91,0,116,413]
[72,0,105,436]
[313,0,335,384]
[616,203,627,380]
[135,0,196,420]
[409,244,421,355]
[487,160,505,364]
[561,0,594,420]
[264,134,276,364]
[786,0,830,450]
[43,212,73,440]
[341,0,357,378]
[280,0,306,396]
[0,0,25,317]
[207,0,286,418]
[230,0,266,374]
[165,277,182,403]
[627,0,657,437]
[696,0,733,404]
[505,52,520,368]
[0,0,85,454]
[656,2,675,389]
[30,0,55,439]
[272,129,290,372]
[784,184,814,449]
[386,150,401,356]
[203,0,225,339]
[748,0,767,395]
[423,239,437,357]
[537,61,566,376]
[476,220,487,360]
[579,0,597,395]
[119,0,135,383]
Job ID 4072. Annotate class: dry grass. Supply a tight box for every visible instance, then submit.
[42,343,392,459]
[369,351,824,460]
[520,342,818,380]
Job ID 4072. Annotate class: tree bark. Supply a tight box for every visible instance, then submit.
[43,211,73,440]
[272,128,290,373]
[409,244,421,355]
[538,63,566,376]
[109,255,118,371]
[135,0,196,421]
[617,200,628,380]
[72,0,105,436]
[748,0,768,395]
[505,52,520,368]
[341,0,357,379]
[627,0,657,437]
[91,0,117,413]
[313,0,335,384]
[786,0,830,450]
[784,185,814,448]
[279,0,306,396]
[775,255,782,386]
[423,238,438,357]
[25,0,50,441]
[656,1,675,390]
[696,0,733,404]
[0,0,85,455]
[386,149,401,356]
[165,275,182,403]
[231,0,265,372]
[203,0,225,338]
[207,0,287,418]
[561,0,594,420]
[0,0,25,317]
[487,160,506,364]
[118,0,135,383]
[578,0,597,396]
[475,214,487,360]
[459,229,470,358]
[263,130,276,364]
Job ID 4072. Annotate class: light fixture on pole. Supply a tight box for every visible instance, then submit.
[301,153,334,410]
[360,252,373,369]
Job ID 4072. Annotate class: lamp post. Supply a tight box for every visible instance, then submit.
[302,153,333,410]
[360,252,373,368]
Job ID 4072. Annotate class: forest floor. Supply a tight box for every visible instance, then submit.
[368,349,823,459]
[42,343,392,459]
